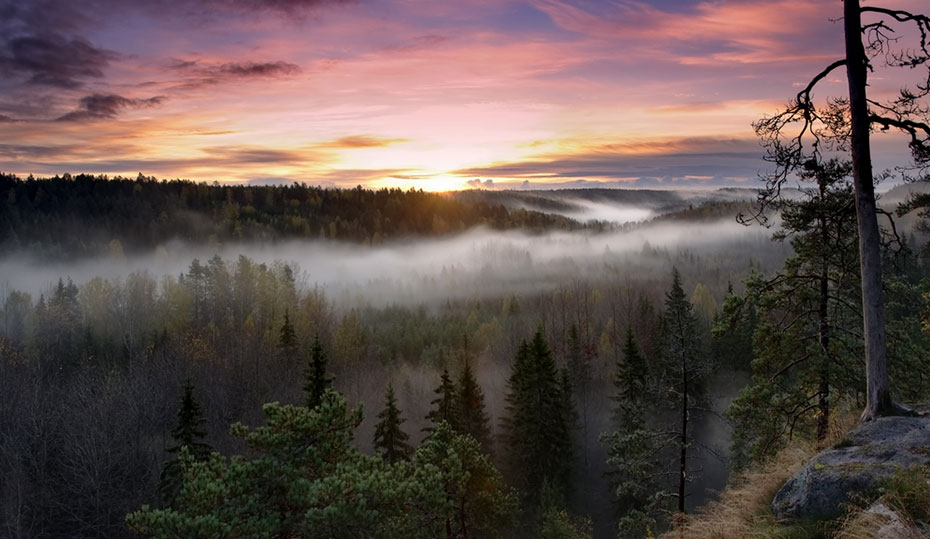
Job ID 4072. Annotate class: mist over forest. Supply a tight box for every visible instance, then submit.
[2,174,930,539]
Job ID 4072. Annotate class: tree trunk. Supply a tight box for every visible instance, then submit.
[817,181,831,441]
[678,364,688,514]
[844,0,892,422]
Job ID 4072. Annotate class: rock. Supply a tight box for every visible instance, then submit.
[865,502,924,539]
[772,416,930,520]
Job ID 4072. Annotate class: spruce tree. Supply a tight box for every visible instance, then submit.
[566,324,593,468]
[424,367,458,434]
[278,309,298,360]
[601,327,667,538]
[303,334,332,409]
[503,327,574,510]
[158,379,212,508]
[373,383,412,464]
[659,268,708,515]
[456,357,492,454]
[614,325,647,430]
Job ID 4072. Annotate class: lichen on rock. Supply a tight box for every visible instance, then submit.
[772,417,930,520]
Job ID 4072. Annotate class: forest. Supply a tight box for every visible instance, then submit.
[1,171,930,538]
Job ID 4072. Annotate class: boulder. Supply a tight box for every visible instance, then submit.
[772,416,930,520]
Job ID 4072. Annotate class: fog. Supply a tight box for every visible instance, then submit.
[0,216,776,308]
[0,195,795,539]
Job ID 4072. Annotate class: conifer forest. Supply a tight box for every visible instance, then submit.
[4,1,930,538]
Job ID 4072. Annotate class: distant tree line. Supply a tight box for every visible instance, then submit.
[0,172,582,258]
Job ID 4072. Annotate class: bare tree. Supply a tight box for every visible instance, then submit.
[752,1,930,421]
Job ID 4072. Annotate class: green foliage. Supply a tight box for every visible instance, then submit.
[657,267,712,514]
[374,383,413,464]
[414,421,519,538]
[277,309,297,353]
[613,326,647,430]
[503,327,575,509]
[158,379,212,508]
[711,282,757,371]
[455,358,493,455]
[303,334,332,409]
[538,481,593,539]
[725,160,863,465]
[128,390,522,539]
[601,326,671,537]
[424,368,458,434]
[128,390,444,538]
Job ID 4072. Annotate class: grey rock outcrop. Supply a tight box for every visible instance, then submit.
[772,416,930,520]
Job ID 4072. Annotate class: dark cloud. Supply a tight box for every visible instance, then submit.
[205,61,300,78]
[454,138,764,184]
[0,114,13,122]
[169,60,301,89]
[0,144,77,159]
[0,34,116,89]
[57,94,166,121]
[198,0,351,15]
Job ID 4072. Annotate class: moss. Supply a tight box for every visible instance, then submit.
[832,438,855,449]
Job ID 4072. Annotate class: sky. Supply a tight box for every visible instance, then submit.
[0,0,925,191]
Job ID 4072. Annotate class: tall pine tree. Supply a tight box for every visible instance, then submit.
[424,367,458,434]
[601,327,668,538]
[503,327,574,511]
[303,334,332,409]
[659,268,709,515]
[456,357,493,455]
[725,159,864,465]
[158,379,213,508]
[278,309,298,361]
[373,383,412,464]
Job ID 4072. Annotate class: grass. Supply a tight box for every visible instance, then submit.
[659,443,817,539]
[833,466,930,538]
[660,411,862,539]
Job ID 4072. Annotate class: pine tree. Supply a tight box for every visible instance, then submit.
[725,160,864,465]
[158,379,213,508]
[614,326,647,430]
[424,368,458,434]
[659,268,709,515]
[503,327,574,509]
[456,357,492,454]
[601,327,667,538]
[373,383,412,464]
[278,309,298,360]
[303,334,332,409]
[566,324,593,469]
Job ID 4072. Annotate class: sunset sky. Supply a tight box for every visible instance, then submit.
[0,0,924,190]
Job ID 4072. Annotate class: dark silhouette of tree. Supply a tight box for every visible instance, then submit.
[601,326,669,538]
[658,268,709,515]
[303,334,332,409]
[424,368,458,435]
[278,309,297,359]
[751,1,930,421]
[157,379,212,508]
[456,357,493,455]
[502,328,574,510]
[566,323,593,469]
[373,383,412,464]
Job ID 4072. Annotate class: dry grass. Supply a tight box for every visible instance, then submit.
[834,466,930,539]
[662,410,861,539]
[660,443,817,539]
